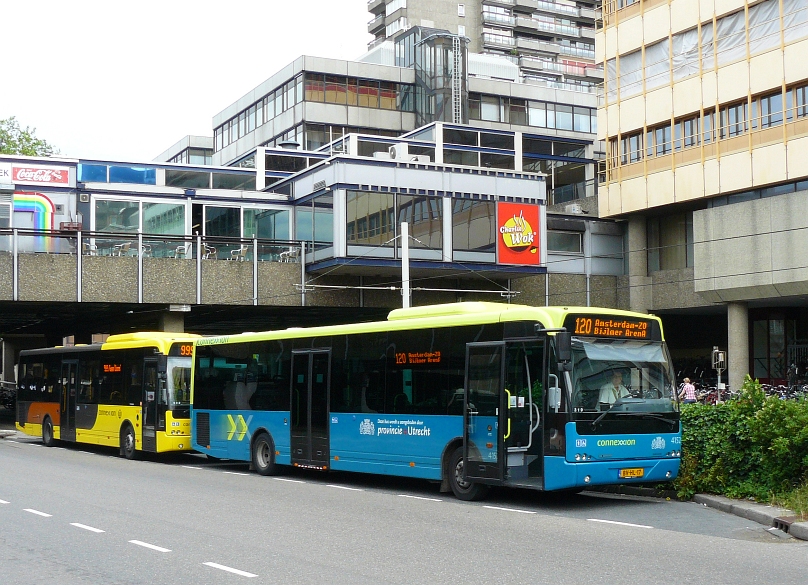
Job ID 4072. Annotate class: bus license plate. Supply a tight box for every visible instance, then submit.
[619,468,644,478]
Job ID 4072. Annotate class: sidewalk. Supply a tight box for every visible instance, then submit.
[694,493,808,541]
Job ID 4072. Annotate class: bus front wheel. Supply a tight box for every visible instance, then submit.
[251,432,277,476]
[120,424,138,460]
[448,446,489,501]
[42,417,56,447]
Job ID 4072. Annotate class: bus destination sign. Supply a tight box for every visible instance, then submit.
[563,314,661,341]
[170,343,194,357]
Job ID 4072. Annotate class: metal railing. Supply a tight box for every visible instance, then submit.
[0,229,308,306]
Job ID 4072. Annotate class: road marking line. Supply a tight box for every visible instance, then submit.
[483,505,536,514]
[587,518,653,529]
[222,471,249,476]
[129,540,171,552]
[24,509,52,517]
[398,495,442,502]
[182,466,203,470]
[71,523,104,533]
[0,499,9,504]
[326,484,362,491]
[203,562,258,578]
[274,477,305,484]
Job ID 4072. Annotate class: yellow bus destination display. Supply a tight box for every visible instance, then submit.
[563,314,661,341]
[170,343,194,357]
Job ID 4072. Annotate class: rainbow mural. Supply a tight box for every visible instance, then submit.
[13,192,56,252]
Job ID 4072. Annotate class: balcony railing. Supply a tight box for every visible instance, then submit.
[535,1,579,17]
[483,13,517,26]
[0,229,308,305]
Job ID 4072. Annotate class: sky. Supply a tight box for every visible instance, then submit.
[1,1,373,162]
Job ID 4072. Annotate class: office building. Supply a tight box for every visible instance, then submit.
[367,0,602,93]
[597,0,808,389]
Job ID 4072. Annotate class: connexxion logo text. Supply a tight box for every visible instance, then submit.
[596,439,636,447]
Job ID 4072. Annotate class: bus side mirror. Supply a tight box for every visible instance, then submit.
[556,331,571,368]
[548,374,561,413]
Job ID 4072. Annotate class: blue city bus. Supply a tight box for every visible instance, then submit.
[190,302,681,500]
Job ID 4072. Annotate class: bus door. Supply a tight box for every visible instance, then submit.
[60,361,78,442]
[463,343,506,483]
[141,359,158,452]
[504,340,545,485]
[290,350,331,469]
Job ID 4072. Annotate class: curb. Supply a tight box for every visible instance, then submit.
[0,429,16,439]
[694,493,808,541]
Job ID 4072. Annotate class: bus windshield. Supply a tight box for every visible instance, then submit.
[569,338,677,413]
[167,357,192,412]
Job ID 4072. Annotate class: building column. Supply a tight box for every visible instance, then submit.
[727,301,749,392]
[627,216,651,313]
[159,311,185,333]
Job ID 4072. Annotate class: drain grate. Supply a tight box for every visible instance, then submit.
[773,516,796,533]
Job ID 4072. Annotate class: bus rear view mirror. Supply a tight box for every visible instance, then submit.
[548,374,561,413]
[556,331,571,363]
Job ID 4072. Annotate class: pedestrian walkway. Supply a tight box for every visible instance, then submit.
[694,493,808,541]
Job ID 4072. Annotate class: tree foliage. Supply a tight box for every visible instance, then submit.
[675,375,808,501]
[0,116,58,156]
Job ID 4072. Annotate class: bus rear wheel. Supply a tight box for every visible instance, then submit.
[42,417,56,447]
[448,446,489,501]
[251,432,277,476]
[120,424,138,460]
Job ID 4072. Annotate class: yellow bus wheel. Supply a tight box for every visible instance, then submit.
[42,417,56,447]
[120,424,138,460]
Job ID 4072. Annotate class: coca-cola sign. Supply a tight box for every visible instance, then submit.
[12,165,70,185]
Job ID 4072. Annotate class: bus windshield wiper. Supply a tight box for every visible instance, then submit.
[591,410,675,430]
[590,408,612,430]
[623,412,678,426]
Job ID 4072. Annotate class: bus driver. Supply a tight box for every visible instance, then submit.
[599,370,630,405]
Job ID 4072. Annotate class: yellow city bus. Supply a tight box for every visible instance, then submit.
[15,332,200,458]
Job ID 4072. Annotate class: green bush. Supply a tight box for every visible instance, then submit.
[674,375,808,503]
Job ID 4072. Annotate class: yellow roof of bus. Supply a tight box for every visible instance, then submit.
[102,332,201,353]
[196,302,663,346]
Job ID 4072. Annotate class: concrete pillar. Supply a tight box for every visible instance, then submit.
[727,301,749,392]
[159,311,185,333]
[626,216,652,313]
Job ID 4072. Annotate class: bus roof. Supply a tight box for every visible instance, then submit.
[102,332,201,352]
[196,302,663,346]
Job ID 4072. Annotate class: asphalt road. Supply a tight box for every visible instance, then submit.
[1,409,807,584]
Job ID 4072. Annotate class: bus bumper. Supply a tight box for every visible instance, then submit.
[543,456,681,491]
[156,433,192,453]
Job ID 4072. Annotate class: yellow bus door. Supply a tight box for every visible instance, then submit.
[60,361,78,442]
[141,360,158,452]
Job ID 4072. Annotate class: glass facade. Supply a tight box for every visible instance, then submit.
[470,92,597,133]
[452,199,496,253]
[214,72,415,153]
[346,191,395,247]
[95,200,140,233]
[398,195,442,250]
[143,202,185,235]
[295,194,333,245]
[205,206,241,237]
